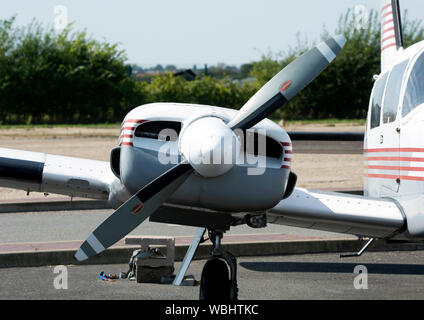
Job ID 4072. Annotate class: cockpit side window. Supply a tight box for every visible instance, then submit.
[403,53,424,117]
[241,131,283,159]
[134,121,182,141]
[370,73,388,129]
[382,59,409,124]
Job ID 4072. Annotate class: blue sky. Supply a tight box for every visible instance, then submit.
[1,0,424,67]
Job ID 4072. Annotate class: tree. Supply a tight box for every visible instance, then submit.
[249,8,424,120]
[165,64,177,71]
[153,64,164,72]
[239,63,253,79]
[2,7,423,125]
[0,17,139,123]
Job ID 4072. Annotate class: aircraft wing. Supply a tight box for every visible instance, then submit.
[0,147,130,208]
[267,188,407,240]
[0,147,408,241]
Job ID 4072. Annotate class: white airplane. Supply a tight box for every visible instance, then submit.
[0,0,421,300]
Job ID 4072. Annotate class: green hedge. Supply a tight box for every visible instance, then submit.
[0,9,423,124]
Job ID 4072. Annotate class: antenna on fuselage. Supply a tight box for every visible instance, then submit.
[392,0,404,49]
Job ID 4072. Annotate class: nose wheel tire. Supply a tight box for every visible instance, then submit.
[199,258,231,300]
[199,230,238,300]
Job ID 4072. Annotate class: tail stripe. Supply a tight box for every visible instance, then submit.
[382,43,397,52]
[381,3,392,12]
[380,0,403,71]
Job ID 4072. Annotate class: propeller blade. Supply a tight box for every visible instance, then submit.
[75,162,193,261]
[228,35,346,130]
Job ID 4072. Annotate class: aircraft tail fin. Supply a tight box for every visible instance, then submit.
[381,0,404,72]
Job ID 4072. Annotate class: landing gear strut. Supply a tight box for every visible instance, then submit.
[199,230,238,300]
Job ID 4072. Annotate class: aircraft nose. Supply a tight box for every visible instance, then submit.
[180,117,240,178]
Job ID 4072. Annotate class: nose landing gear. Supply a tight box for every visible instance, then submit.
[199,230,238,300]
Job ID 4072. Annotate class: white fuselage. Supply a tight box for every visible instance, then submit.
[365,40,424,239]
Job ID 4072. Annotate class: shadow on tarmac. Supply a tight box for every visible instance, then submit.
[240,261,424,275]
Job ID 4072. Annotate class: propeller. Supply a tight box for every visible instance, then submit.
[228,35,346,130]
[75,161,193,261]
[74,35,346,262]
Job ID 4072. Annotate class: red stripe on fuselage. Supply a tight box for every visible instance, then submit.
[125,119,146,124]
[382,19,394,26]
[399,176,424,182]
[364,148,424,153]
[366,173,398,179]
[366,165,424,172]
[366,173,424,182]
[120,119,146,131]
[366,157,424,162]
[382,35,396,43]
[382,43,396,52]
[365,147,424,181]
[381,3,392,13]
[382,11,393,19]
[121,126,136,131]
[382,27,395,35]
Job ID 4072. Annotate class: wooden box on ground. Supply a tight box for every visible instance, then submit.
[125,236,175,284]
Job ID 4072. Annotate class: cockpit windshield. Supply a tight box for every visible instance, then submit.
[370,73,388,129]
[383,59,409,124]
[403,52,424,117]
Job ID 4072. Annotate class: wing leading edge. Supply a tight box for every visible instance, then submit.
[0,147,130,207]
[267,188,406,240]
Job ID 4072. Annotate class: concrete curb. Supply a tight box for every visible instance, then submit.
[2,238,424,269]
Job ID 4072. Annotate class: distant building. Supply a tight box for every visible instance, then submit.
[173,69,196,81]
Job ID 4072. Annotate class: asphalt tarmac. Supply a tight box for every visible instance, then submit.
[0,138,413,301]
[0,209,353,244]
[1,250,424,300]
